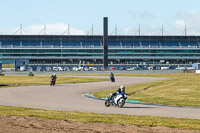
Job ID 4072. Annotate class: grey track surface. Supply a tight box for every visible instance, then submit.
[0,76,199,119]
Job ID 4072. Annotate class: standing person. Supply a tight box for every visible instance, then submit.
[50,73,57,86]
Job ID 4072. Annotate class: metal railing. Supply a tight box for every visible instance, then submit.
[0,45,200,49]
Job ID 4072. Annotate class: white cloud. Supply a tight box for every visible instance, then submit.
[1,23,86,35]
[123,27,135,35]
[125,10,200,35]
[174,20,185,29]
[174,11,200,35]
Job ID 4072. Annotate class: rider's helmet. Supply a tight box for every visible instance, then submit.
[120,85,125,92]
[54,73,56,76]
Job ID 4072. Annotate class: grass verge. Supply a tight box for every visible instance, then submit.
[93,73,200,107]
[0,105,199,131]
[0,75,109,87]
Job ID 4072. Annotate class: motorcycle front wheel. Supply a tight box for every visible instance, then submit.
[118,98,125,108]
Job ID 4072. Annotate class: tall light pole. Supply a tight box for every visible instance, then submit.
[103,17,108,70]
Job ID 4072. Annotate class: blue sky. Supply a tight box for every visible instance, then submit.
[1,0,200,35]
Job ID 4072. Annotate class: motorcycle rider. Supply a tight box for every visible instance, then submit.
[50,73,57,86]
[110,72,114,77]
[110,85,125,101]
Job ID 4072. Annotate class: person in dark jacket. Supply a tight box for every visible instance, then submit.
[50,73,57,86]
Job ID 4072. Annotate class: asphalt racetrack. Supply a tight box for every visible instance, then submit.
[0,76,199,119]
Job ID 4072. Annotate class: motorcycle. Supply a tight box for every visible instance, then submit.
[105,91,127,108]
[110,75,115,82]
[50,79,56,86]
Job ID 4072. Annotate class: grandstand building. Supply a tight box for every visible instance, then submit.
[0,34,200,71]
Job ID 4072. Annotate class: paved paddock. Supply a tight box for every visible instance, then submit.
[0,76,199,119]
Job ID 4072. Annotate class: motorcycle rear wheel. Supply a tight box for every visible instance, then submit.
[105,99,110,107]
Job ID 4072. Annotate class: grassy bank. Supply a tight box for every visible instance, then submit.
[93,73,200,107]
[0,75,109,87]
[0,105,199,131]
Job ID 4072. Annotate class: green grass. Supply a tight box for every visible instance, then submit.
[0,75,109,87]
[0,73,200,131]
[93,73,200,107]
[0,105,199,131]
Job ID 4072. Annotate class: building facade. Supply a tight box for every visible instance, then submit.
[0,35,200,70]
